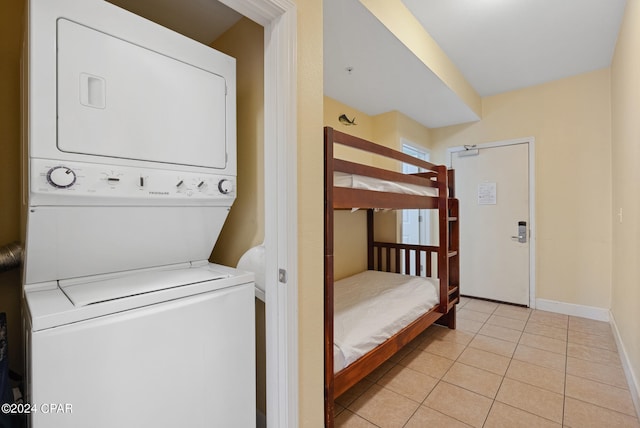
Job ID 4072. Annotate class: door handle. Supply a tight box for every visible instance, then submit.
[512,221,527,243]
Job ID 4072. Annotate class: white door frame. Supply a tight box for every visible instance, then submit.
[447,137,536,308]
[219,1,298,426]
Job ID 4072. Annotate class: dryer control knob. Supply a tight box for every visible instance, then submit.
[218,179,233,195]
[47,166,77,189]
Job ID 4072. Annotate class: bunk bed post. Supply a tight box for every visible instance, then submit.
[448,168,456,198]
[324,127,336,427]
[367,209,374,270]
[437,165,450,314]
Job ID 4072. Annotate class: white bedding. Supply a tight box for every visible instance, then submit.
[334,171,438,197]
[333,270,439,373]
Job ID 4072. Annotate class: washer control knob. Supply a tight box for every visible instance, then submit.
[218,179,233,195]
[47,166,76,189]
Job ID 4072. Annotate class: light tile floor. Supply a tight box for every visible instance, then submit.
[335,297,640,428]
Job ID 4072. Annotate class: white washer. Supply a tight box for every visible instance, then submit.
[24,264,255,427]
[21,1,255,426]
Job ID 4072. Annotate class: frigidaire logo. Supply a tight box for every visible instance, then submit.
[149,191,170,195]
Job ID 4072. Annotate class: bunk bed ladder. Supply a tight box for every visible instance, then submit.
[447,197,460,311]
[434,167,460,329]
[447,169,460,313]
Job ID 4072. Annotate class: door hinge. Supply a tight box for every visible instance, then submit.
[279,268,287,284]
[418,215,423,222]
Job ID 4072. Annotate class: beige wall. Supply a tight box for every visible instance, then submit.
[209,18,265,267]
[0,0,25,376]
[296,0,325,424]
[431,69,613,309]
[324,96,433,164]
[0,0,22,247]
[324,97,373,280]
[611,0,640,406]
[324,96,433,280]
[208,17,266,415]
[324,95,375,164]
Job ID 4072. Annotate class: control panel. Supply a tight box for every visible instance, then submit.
[30,159,236,206]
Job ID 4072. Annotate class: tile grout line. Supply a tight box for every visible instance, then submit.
[447,303,494,428]
[362,304,635,427]
[418,299,497,427]
[416,305,482,427]
[480,305,534,427]
[458,303,545,426]
[487,307,569,426]
[450,306,568,425]
[561,316,638,424]
[393,301,462,427]
[480,304,503,428]
[344,302,633,427]
[562,316,569,427]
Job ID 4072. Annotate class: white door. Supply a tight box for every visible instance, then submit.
[451,142,530,306]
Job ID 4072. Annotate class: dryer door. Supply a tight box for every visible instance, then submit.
[56,19,229,169]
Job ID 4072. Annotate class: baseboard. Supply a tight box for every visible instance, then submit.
[534,298,610,321]
[533,299,639,418]
[610,311,640,419]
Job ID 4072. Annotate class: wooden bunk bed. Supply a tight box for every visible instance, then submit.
[324,127,460,427]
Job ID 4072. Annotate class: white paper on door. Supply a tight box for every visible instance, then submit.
[478,182,497,205]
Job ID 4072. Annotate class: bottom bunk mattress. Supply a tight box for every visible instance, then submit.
[333,270,440,373]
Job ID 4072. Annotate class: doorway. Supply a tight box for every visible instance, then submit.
[449,138,536,307]
[220,2,298,427]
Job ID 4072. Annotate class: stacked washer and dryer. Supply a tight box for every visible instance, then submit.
[21,0,255,426]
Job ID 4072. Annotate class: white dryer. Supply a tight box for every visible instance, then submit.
[21,0,255,426]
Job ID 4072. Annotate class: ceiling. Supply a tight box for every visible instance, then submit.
[402,0,627,98]
[107,0,242,45]
[324,0,627,128]
[108,0,627,129]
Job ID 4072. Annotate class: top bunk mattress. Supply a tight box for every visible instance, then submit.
[334,172,438,197]
[333,270,439,373]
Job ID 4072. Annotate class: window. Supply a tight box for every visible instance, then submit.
[401,141,431,275]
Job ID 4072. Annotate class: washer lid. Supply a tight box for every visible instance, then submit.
[60,266,229,307]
